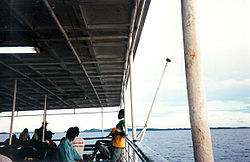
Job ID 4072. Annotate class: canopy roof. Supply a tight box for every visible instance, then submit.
[0,0,150,112]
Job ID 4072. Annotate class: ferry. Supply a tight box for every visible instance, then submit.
[0,0,214,161]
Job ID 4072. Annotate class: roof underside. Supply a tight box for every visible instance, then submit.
[0,0,150,112]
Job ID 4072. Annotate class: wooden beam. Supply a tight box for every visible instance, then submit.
[87,24,129,30]
[37,35,128,42]
[77,0,129,4]
[8,60,124,66]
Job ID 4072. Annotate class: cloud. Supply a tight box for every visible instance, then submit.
[205,79,250,103]
[207,100,247,111]
[208,111,250,127]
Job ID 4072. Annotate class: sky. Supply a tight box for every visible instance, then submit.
[0,0,250,133]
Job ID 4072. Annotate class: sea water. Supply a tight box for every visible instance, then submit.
[1,129,250,162]
[141,129,250,162]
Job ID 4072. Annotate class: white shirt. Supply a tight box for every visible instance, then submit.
[71,136,85,158]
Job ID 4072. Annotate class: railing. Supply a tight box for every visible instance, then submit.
[123,136,168,162]
[0,136,168,161]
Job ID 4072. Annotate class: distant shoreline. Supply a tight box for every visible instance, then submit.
[1,127,249,134]
[81,126,250,133]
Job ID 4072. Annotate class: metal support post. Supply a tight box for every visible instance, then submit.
[122,84,129,160]
[129,53,138,162]
[42,95,47,142]
[128,145,131,162]
[123,84,128,133]
[9,80,17,145]
[101,107,104,137]
[181,0,214,161]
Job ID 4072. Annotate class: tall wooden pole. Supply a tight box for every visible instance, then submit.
[181,0,214,161]
[42,95,47,142]
[9,80,17,145]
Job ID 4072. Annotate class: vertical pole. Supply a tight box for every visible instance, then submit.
[42,95,47,142]
[128,145,131,162]
[122,84,129,161]
[129,53,138,162]
[122,84,127,132]
[181,0,214,162]
[101,107,104,137]
[9,80,17,145]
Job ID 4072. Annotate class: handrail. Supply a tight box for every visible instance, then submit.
[124,136,168,162]
[125,136,150,162]
[52,136,111,142]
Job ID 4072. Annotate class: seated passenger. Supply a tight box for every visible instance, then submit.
[91,109,126,162]
[55,127,82,161]
[91,128,116,161]
[44,131,57,160]
[71,127,85,159]
[37,122,48,141]
[32,129,39,141]
[110,109,126,162]
[4,134,21,147]
[19,128,30,141]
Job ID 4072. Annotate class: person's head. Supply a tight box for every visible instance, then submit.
[12,134,17,139]
[66,127,77,141]
[34,129,39,133]
[74,127,80,136]
[45,131,54,140]
[23,128,28,133]
[118,109,124,119]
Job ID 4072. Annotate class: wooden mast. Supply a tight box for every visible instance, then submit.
[181,0,214,161]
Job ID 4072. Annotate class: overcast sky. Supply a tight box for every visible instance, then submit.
[1,0,250,133]
[130,0,250,129]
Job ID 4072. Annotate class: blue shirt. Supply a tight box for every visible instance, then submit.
[55,138,82,162]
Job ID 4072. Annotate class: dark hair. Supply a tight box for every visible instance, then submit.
[118,109,124,119]
[66,127,77,141]
[23,128,28,133]
[12,134,17,139]
[74,127,80,136]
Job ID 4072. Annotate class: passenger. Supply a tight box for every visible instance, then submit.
[37,121,48,141]
[91,128,116,161]
[19,128,30,141]
[32,129,39,140]
[55,127,82,162]
[44,131,57,160]
[3,134,21,146]
[110,109,126,162]
[91,109,126,161]
[71,127,85,159]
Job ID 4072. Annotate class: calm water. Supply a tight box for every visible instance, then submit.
[1,129,250,162]
[142,129,250,162]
